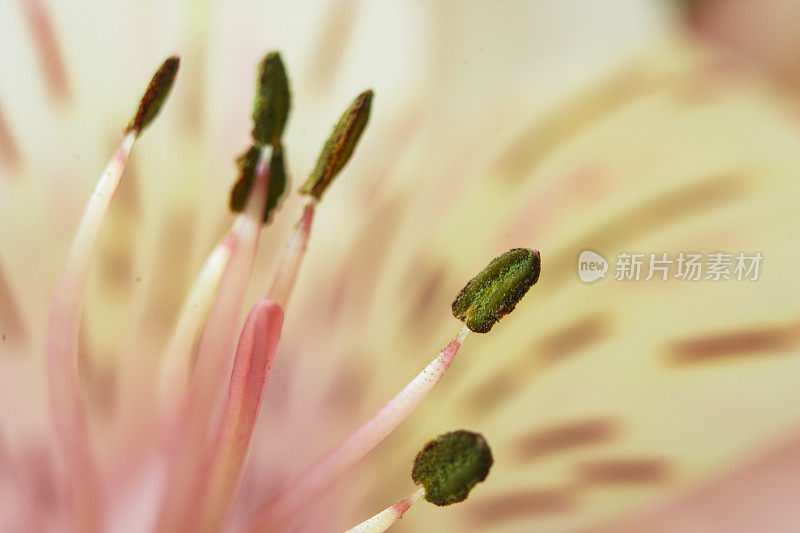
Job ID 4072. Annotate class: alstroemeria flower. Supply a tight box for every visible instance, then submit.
[2,1,800,532]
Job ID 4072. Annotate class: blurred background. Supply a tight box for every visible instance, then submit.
[2,0,800,531]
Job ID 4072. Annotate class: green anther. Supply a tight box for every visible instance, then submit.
[125,56,180,136]
[263,145,288,223]
[252,52,291,147]
[299,89,373,200]
[228,144,288,224]
[412,430,493,506]
[229,145,261,213]
[451,248,540,333]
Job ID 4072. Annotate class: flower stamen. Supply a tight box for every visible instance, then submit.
[245,325,470,532]
[246,248,539,531]
[268,88,373,308]
[345,430,493,532]
[156,51,288,530]
[45,55,179,532]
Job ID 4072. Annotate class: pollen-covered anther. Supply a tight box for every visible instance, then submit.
[451,248,541,333]
[343,429,491,532]
[228,145,288,225]
[125,55,180,136]
[411,430,493,506]
[264,146,288,223]
[229,145,262,213]
[252,51,291,147]
[230,51,291,223]
[300,89,373,200]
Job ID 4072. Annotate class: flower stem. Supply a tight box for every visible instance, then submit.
[344,487,425,533]
[45,131,136,533]
[245,325,470,532]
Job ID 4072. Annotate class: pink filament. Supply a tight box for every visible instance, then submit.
[196,299,284,533]
[270,201,315,308]
[159,233,238,414]
[46,133,135,533]
[343,487,425,533]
